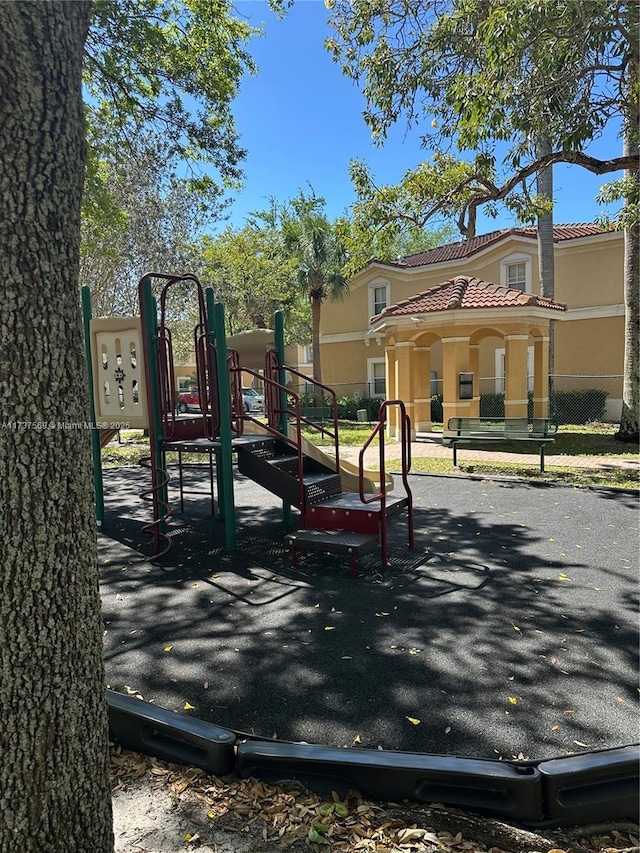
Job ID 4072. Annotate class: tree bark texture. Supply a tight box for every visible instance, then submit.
[311,292,324,406]
[0,3,114,851]
[536,137,555,403]
[616,119,640,442]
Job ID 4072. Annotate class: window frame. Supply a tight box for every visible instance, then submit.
[500,253,532,293]
[369,279,390,319]
[367,357,386,398]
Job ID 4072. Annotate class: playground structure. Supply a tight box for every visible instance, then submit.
[84,276,638,827]
[83,272,414,571]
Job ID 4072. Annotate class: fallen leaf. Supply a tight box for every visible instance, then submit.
[508,696,518,704]
[445,726,452,734]
[405,716,421,725]
[324,626,335,631]
[183,701,195,710]
[353,734,362,744]
[163,646,173,653]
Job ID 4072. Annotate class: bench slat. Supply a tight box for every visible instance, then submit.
[442,417,556,472]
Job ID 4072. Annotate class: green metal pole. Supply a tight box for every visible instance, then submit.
[274,310,288,436]
[274,310,291,526]
[204,288,224,516]
[212,298,236,550]
[82,286,105,531]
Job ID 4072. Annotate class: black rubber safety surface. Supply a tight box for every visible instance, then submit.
[100,465,639,761]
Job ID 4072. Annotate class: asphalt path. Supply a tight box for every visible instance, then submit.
[100,465,639,761]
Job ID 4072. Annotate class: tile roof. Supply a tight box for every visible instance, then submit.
[373,276,567,322]
[380,224,606,269]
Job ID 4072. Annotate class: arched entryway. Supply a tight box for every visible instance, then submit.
[371,276,565,437]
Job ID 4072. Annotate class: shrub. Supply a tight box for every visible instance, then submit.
[430,394,443,423]
[479,392,505,418]
[333,395,384,421]
[551,389,608,425]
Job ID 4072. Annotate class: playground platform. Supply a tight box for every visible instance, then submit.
[99,464,638,762]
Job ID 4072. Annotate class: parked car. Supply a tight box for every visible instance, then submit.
[242,387,265,412]
[178,386,264,415]
[177,387,203,413]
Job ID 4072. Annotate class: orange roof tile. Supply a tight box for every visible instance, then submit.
[379,224,607,269]
[373,276,566,322]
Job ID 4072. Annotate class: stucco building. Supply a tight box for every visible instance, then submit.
[318,224,624,426]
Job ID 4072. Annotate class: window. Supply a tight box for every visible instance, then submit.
[373,285,387,314]
[368,358,386,397]
[500,254,532,293]
[369,280,390,318]
[506,262,527,290]
[303,345,313,364]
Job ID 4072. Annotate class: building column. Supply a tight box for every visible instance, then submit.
[469,343,480,418]
[385,344,397,438]
[394,340,416,439]
[504,334,530,419]
[414,345,432,432]
[441,335,472,427]
[533,335,550,419]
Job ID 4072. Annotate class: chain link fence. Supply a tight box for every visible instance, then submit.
[286,375,623,426]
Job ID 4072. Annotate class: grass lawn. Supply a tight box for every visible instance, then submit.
[102,423,639,491]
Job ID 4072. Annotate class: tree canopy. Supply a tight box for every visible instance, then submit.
[84,0,263,198]
[326,0,638,233]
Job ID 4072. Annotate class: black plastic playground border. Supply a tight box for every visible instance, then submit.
[107,689,639,829]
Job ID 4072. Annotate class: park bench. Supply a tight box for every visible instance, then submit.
[442,417,557,472]
[299,406,333,424]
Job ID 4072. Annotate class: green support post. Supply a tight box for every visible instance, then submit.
[274,310,291,526]
[81,286,105,530]
[211,296,236,551]
[204,289,224,517]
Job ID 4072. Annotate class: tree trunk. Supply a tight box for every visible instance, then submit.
[536,137,555,413]
[0,4,114,852]
[615,117,640,442]
[311,293,324,406]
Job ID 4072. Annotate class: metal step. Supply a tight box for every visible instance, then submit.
[305,493,410,534]
[236,444,341,508]
[268,453,300,475]
[286,529,379,576]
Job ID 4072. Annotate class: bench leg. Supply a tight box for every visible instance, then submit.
[452,442,458,467]
[540,445,545,473]
[290,544,298,569]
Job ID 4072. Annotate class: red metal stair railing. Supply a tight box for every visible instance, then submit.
[358,399,413,565]
[264,349,340,472]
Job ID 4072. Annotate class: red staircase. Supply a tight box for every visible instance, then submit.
[233,362,414,574]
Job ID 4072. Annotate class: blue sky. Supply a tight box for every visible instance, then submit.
[223,0,622,237]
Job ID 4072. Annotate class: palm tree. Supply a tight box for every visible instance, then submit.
[279,190,349,404]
